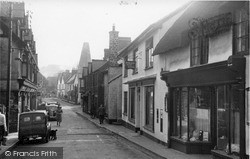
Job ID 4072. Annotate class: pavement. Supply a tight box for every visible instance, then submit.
[0,132,19,158]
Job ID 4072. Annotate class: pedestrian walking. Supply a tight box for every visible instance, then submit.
[97,104,105,124]
[56,106,63,126]
[0,107,7,147]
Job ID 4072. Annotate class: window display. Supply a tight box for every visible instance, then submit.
[173,87,211,142]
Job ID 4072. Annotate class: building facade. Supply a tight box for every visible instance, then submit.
[118,3,189,145]
[153,1,249,158]
[0,2,39,132]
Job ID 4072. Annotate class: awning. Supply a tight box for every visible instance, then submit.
[153,1,246,56]
[160,55,246,87]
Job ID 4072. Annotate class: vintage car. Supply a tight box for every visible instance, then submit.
[46,101,60,106]
[18,111,51,143]
[45,104,58,121]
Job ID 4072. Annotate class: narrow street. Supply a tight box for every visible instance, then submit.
[5,98,153,159]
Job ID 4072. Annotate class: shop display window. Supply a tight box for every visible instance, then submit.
[189,87,211,142]
[173,87,211,142]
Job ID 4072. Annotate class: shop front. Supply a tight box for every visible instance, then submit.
[161,55,247,158]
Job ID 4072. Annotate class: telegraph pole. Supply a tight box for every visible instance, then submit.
[6,2,13,134]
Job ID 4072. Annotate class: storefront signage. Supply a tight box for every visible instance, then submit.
[188,13,232,39]
[125,61,136,69]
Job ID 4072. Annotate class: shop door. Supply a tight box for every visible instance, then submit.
[216,84,241,154]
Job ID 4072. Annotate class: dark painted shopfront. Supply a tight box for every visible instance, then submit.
[161,55,247,158]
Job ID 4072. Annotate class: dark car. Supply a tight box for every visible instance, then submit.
[46,101,60,106]
[45,104,58,121]
[18,111,51,143]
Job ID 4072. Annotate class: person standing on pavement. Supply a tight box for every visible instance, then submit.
[56,106,63,126]
[0,107,7,147]
[97,104,105,124]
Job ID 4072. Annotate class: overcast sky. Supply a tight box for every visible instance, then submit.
[15,0,190,70]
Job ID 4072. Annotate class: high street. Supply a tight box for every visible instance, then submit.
[4,98,154,159]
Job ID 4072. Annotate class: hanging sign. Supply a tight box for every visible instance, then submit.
[125,61,136,69]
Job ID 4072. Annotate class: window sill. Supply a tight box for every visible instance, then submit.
[144,66,153,71]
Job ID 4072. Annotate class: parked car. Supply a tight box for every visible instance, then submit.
[46,104,58,121]
[18,111,51,143]
[46,101,60,106]
[37,102,46,110]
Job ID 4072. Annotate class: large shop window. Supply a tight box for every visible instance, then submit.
[145,86,154,131]
[234,4,249,55]
[129,88,135,122]
[173,87,211,142]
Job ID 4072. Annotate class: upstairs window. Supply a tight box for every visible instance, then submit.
[234,4,249,55]
[145,37,154,69]
[124,56,128,77]
[190,36,209,67]
[133,48,139,74]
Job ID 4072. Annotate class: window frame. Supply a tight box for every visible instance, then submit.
[129,87,136,123]
[145,37,154,69]
[124,56,128,77]
[133,48,139,74]
[144,85,154,132]
[123,91,128,116]
[190,36,209,67]
[233,5,249,55]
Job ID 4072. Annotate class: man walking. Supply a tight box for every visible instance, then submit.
[0,107,7,147]
[97,104,105,124]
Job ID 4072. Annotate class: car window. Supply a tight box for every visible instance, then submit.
[23,117,31,122]
[34,115,42,121]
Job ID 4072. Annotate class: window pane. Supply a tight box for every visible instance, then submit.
[217,86,229,151]
[124,92,128,115]
[189,87,211,142]
[173,89,180,136]
[130,88,135,119]
[230,85,240,153]
[181,88,188,140]
[145,86,154,129]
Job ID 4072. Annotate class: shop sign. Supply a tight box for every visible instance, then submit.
[188,12,232,39]
[125,61,136,69]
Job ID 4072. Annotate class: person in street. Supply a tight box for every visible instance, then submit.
[56,106,63,126]
[0,107,7,147]
[97,104,105,124]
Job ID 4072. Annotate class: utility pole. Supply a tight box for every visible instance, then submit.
[6,2,13,134]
